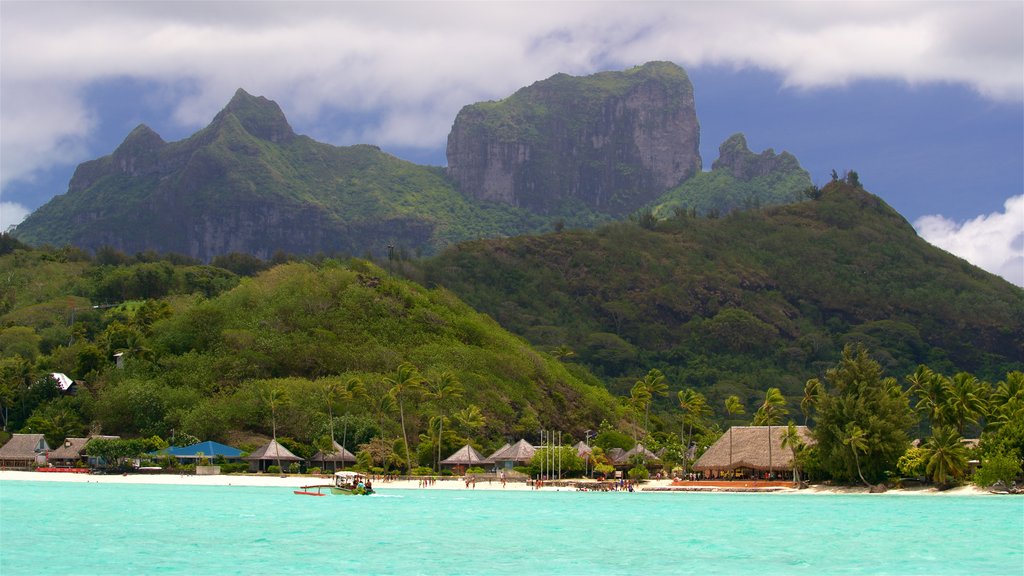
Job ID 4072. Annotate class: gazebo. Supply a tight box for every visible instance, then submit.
[486,439,536,471]
[612,443,661,470]
[244,439,303,472]
[693,425,813,479]
[310,440,357,472]
[440,444,488,473]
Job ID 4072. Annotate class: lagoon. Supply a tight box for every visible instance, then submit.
[1,481,1021,575]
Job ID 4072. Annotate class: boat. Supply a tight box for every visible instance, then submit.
[294,471,374,496]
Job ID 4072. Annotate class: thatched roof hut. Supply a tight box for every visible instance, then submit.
[244,439,303,472]
[613,443,660,467]
[693,425,814,473]
[49,435,119,466]
[574,441,592,459]
[440,444,488,469]
[310,440,356,471]
[0,434,50,469]
[487,439,536,469]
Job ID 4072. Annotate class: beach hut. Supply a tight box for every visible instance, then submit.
[693,425,814,479]
[612,443,661,470]
[49,435,120,468]
[310,440,357,472]
[440,444,488,473]
[0,434,50,469]
[160,441,244,464]
[487,439,536,471]
[244,439,303,473]
[574,441,593,460]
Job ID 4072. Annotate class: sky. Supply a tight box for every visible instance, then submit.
[1,1,1021,285]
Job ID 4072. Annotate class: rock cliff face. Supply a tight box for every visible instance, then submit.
[712,133,802,181]
[447,62,701,216]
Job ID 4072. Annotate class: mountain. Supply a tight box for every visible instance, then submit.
[14,63,810,261]
[420,182,1024,409]
[447,61,701,216]
[13,90,549,261]
[650,133,812,217]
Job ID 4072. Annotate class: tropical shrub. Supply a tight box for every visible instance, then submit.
[973,452,1022,488]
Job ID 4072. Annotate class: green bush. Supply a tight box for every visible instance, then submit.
[973,452,1022,488]
[220,463,249,474]
[466,466,486,474]
[410,466,434,476]
[267,465,281,474]
[307,467,321,475]
[628,465,649,480]
[288,462,302,474]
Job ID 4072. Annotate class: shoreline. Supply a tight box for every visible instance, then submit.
[0,470,993,495]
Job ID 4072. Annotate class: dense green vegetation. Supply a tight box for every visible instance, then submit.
[0,241,620,471]
[419,183,1023,426]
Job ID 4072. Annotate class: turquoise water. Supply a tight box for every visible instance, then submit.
[1,482,1022,575]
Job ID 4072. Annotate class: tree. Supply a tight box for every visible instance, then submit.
[907,365,948,431]
[322,376,365,467]
[678,388,711,465]
[627,382,652,441]
[801,378,823,425]
[425,371,463,471]
[813,345,916,484]
[261,385,290,471]
[550,345,576,362]
[944,372,987,436]
[923,426,969,488]
[753,387,787,477]
[635,368,668,434]
[780,421,805,485]
[841,424,871,487]
[724,395,745,475]
[383,362,424,473]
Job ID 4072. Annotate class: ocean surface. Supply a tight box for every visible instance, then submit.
[1,481,1021,575]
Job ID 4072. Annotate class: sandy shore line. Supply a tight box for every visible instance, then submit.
[0,471,994,495]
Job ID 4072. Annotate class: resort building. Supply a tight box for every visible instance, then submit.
[0,433,50,469]
[611,443,661,471]
[244,439,303,472]
[693,425,814,479]
[309,440,357,471]
[48,435,120,468]
[440,444,488,474]
[155,441,244,465]
[486,439,536,471]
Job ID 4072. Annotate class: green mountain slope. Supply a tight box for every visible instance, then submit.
[420,182,1024,412]
[13,90,556,261]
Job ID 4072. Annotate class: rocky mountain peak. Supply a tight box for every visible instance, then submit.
[211,88,296,143]
[712,133,801,181]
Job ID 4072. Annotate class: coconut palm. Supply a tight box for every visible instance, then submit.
[724,395,745,477]
[754,388,787,477]
[989,371,1024,429]
[260,385,290,470]
[635,368,668,434]
[944,372,987,436]
[841,423,870,487]
[452,404,486,438]
[780,421,805,485]
[383,362,424,474]
[323,376,365,469]
[628,382,652,441]
[923,426,969,488]
[550,345,576,362]
[906,365,948,430]
[801,378,824,425]
[678,388,711,468]
[425,371,463,471]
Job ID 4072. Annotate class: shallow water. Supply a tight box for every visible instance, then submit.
[1,481,1021,575]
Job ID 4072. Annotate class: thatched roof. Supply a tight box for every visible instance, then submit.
[693,425,814,472]
[50,435,120,461]
[0,434,49,459]
[440,444,487,466]
[574,441,592,458]
[613,443,659,465]
[243,439,303,462]
[484,443,511,463]
[311,440,356,463]
[487,439,536,464]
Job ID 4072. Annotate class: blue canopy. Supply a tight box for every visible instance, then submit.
[161,441,243,459]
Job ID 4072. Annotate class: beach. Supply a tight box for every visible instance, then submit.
[0,470,991,495]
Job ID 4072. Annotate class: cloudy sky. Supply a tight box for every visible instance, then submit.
[1,1,1021,285]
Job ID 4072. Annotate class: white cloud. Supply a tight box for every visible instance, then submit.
[914,195,1024,287]
[0,202,31,231]
[1,1,1021,191]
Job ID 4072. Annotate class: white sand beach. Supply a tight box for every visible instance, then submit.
[0,470,992,495]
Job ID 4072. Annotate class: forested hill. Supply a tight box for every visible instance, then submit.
[419,182,1024,412]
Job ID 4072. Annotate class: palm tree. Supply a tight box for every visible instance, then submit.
[260,386,290,471]
[678,388,711,469]
[628,382,652,441]
[907,365,948,430]
[425,371,463,471]
[724,395,745,477]
[452,404,486,438]
[383,362,424,474]
[780,421,805,486]
[800,378,823,425]
[923,426,969,488]
[635,369,668,434]
[550,345,576,362]
[841,423,870,487]
[989,371,1024,429]
[322,376,365,469]
[754,388,787,478]
[944,372,987,436]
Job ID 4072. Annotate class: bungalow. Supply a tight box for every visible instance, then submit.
[244,439,303,473]
[440,444,488,473]
[309,440,357,472]
[48,435,120,468]
[611,443,661,470]
[693,425,814,479]
[486,439,536,471]
[0,433,50,469]
[156,441,244,464]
